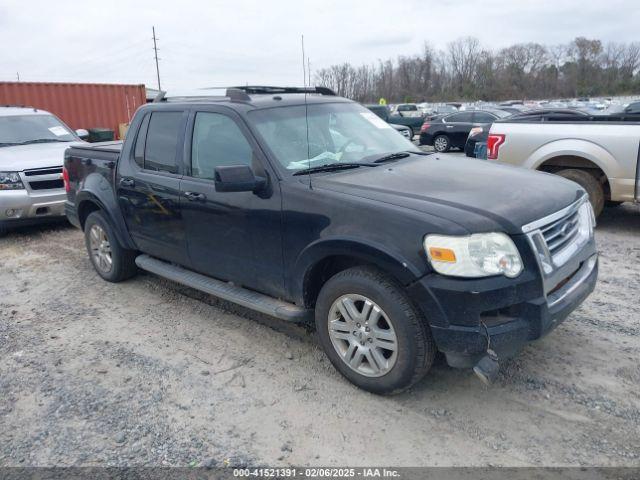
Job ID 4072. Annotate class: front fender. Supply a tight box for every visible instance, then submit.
[525,139,615,178]
[77,173,135,250]
[288,236,426,304]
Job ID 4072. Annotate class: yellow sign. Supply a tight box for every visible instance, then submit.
[379,98,387,105]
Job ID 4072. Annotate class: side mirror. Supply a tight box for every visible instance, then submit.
[75,129,89,140]
[214,165,266,193]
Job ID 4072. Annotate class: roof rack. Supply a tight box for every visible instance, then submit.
[226,85,336,100]
[155,86,338,103]
[2,104,34,109]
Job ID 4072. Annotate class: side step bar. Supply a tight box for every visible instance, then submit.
[135,254,312,323]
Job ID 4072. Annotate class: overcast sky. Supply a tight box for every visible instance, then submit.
[1,0,639,91]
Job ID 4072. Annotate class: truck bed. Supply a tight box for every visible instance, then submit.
[64,141,122,220]
[69,140,123,154]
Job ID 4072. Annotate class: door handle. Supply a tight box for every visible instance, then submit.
[446,125,454,128]
[120,177,135,187]
[184,191,206,202]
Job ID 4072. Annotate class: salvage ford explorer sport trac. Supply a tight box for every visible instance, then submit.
[63,86,598,394]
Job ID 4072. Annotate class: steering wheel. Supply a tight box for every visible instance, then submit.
[338,139,366,157]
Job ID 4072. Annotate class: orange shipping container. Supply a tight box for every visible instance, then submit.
[0,81,146,140]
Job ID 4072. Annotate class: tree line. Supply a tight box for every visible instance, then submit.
[314,37,640,103]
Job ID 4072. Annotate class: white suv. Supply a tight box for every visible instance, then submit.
[0,106,87,236]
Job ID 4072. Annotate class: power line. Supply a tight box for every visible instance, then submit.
[152,26,161,91]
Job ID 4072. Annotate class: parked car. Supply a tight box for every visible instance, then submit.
[464,109,590,158]
[481,106,523,115]
[0,106,87,236]
[394,104,421,117]
[422,104,458,121]
[64,86,597,393]
[624,100,640,114]
[488,112,640,216]
[419,109,511,152]
[365,104,424,138]
[464,125,490,157]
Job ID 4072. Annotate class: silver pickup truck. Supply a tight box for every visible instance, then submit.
[487,114,640,216]
[0,106,87,236]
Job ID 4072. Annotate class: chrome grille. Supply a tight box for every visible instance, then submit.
[24,167,62,176]
[541,207,580,256]
[23,166,64,191]
[522,197,594,272]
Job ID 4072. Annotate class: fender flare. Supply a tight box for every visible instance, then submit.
[76,174,136,250]
[525,139,615,180]
[289,237,425,304]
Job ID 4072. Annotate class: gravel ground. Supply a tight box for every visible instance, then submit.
[0,199,639,468]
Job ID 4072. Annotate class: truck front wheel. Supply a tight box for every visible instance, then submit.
[557,169,604,217]
[315,266,435,394]
[84,211,137,282]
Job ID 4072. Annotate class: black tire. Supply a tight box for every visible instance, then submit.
[84,210,137,282]
[315,266,436,394]
[433,134,450,153]
[605,200,624,208]
[0,222,7,238]
[556,169,604,217]
[407,127,414,140]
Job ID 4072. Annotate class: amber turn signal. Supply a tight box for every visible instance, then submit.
[428,247,457,263]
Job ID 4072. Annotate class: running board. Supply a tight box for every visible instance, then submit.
[135,254,312,323]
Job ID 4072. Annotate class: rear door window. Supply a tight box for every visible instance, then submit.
[133,113,150,168]
[447,112,473,123]
[473,112,497,123]
[143,112,183,174]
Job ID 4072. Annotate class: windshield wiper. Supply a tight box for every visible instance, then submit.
[0,142,22,147]
[371,152,411,163]
[368,150,430,163]
[18,139,71,145]
[292,162,378,176]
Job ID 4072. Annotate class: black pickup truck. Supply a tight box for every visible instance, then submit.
[64,86,598,394]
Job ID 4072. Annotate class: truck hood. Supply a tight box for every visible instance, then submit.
[0,142,84,172]
[314,155,585,234]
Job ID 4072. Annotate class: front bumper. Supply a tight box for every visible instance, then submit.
[408,243,598,368]
[0,188,66,226]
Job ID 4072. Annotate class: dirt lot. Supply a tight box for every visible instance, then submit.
[1,203,639,468]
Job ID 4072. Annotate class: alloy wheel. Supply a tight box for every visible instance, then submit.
[327,294,398,377]
[434,136,448,151]
[89,224,113,273]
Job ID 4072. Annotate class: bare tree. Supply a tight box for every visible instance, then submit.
[314,36,640,103]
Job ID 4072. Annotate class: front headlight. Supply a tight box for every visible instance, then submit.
[578,201,596,237]
[0,172,25,190]
[424,232,523,278]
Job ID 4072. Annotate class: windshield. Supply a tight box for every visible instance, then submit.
[0,114,76,146]
[249,102,419,173]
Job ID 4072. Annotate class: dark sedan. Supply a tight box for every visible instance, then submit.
[419,110,510,152]
[464,108,590,158]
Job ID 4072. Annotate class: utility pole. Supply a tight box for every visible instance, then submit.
[16,72,20,82]
[152,26,161,91]
[307,58,311,86]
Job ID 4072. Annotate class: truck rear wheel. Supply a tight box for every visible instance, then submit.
[0,223,7,238]
[315,266,435,394]
[557,169,604,217]
[84,211,137,282]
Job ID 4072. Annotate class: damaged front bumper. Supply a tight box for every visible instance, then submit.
[407,233,598,369]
